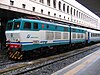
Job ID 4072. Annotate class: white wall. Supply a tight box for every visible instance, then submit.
[0,0,100,29]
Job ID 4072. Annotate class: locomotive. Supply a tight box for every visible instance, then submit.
[6,18,100,60]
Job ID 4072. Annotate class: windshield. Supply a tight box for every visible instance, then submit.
[14,21,20,30]
[6,21,20,30]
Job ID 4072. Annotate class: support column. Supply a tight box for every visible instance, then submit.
[0,18,1,50]
[0,18,6,50]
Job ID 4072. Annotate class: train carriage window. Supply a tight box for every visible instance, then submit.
[98,34,99,37]
[42,24,44,29]
[7,22,13,30]
[73,33,76,39]
[91,33,93,37]
[34,23,38,29]
[46,24,49,28]
[72,28,76,32]
[64,27,68,31]
[55,26,57,30]
[24,22,31,30]
[77,34,80,38]
[93,33,95,37]
[81,34,83,38]
[14,22,20,30]
[93,33,94,37]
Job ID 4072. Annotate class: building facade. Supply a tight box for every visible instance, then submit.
[0,0,100,29]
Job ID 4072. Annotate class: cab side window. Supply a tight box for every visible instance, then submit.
[34,23,38,29]
[24,22,31,30]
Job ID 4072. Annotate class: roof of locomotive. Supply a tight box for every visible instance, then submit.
[8,18,88,31]
[9,18,70,27]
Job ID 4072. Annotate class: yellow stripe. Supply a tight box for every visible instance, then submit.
[14,56,17,59]
[16,52,20,59]
[9,52,11,55]
[12,51,18,59]
[9,53,14,58]
[18,55,23,60]
[14,51,18,59]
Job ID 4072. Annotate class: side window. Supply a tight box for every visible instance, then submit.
[81,34,83,38]
[77,34,80,38]
[34,23,38,29]
[58,1,61,10]
[55,26,57,29]
[47,24,49,28]
[73,34,76,39]
[70,7,73,15]
[67,6,69,13]
[64,27,68,31]
[72,28,76,32]
[24,22,31,30]
[42,24,44,28]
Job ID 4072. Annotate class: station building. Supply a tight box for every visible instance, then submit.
[0,0,100,49]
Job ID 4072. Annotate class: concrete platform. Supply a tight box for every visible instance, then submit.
[51,49,100,75]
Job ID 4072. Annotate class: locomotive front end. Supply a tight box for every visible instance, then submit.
[6,19,23,60]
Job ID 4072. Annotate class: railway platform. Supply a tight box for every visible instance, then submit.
[52,48,100,75]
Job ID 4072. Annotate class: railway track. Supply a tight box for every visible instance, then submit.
[0,43,100,75]
[0,61,17,70]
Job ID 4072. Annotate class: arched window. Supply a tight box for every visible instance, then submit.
[67,6,69,13]
[63,4,65,12]
[47,0,50,6]
[79,12,80,18]
[53,0,56,8]
[58,1,61,10]
[81,13,83,19]
[40,0,44,3]
[74,9,75,16]
[71,7,73,15]
[76,10,78,17]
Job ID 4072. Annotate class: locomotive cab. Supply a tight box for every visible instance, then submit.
[6,19,40,60]
[6,20,21,42]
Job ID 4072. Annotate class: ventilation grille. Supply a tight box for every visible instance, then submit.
[46,32,54,40]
